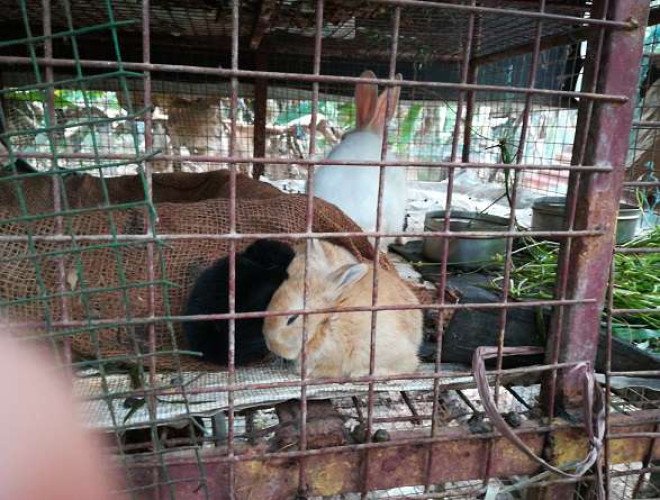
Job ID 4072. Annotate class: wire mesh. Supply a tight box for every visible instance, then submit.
[0,0,657,499]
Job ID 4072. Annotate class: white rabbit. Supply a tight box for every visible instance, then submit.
[312,70,408,250]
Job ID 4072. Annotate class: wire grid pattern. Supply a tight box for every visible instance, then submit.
[627,25,660,169]
[626,22,660,229]
[0,0,594,61]
[0,77,576,184]
[0,0,210,493]
[74,363,483,430]
[0,0,656,498]
[608,33,660,500]
[306,379,655,499]
[465,45,584,195]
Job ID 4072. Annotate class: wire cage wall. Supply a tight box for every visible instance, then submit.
[0,0,658,499]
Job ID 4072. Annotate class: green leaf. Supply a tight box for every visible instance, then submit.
[336,101,355,129]
[489,225,660,353]
[273,101,336,125]
[397,103,422,154]
[4,89,121,111]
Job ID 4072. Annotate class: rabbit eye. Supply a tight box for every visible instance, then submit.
[286,314,299,325]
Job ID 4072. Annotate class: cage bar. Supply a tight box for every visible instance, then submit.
[0,0,657,498]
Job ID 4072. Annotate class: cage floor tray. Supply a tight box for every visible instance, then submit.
[75,362,477,430]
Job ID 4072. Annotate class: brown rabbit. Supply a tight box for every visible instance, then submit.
[263,239,423,378]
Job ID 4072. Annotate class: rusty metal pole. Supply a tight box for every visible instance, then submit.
[461,64,477,165]
[252,51,268,179]
[461,14,481,165]
[544,0,649,415]
[537,1,649,498]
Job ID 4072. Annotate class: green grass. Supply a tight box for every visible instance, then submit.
[490,226,660,353]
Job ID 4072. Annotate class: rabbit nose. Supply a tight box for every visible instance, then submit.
[263,333,279,353]
[268,337,284,354]
[264,335,296,360]
[265,338,280,355]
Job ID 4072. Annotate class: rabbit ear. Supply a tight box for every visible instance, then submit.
[367,73,402,133]
[306,238,332,272]
[355,70,378,129]
[308,238,327,260]
[326,262,369,300]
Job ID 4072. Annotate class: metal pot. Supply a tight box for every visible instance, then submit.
[422,210,510,269]
[531,196,641,244]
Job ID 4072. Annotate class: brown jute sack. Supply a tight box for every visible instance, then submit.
[0,172,403,371]
[0,169,283,214]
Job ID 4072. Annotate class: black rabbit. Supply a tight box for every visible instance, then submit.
[183,239,295,366]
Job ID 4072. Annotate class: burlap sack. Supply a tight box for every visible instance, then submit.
[0,169,282,214]
[1,171,410,371]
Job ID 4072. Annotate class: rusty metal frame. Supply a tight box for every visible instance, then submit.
[543,0,650,415]
[119,410,660,499]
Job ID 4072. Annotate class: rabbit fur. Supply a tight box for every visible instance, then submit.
[184,239,295,367]
[263,239,423,378]
[312,70,408,250]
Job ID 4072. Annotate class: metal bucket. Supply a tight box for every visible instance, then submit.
[422,210,510,269]
[531,196,641,244]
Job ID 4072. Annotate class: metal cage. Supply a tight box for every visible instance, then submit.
[0,0,658,498]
